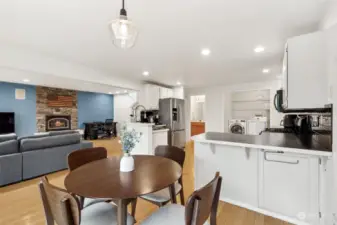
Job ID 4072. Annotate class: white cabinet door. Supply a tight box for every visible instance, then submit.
[173,87,184,99]
[159,87,173,99]
[195,143,259,207]
[286,31,328,109]
[167,88,173,98]
[147,85,160,109]
[259,150,320,224]
[320,158,333,225]
[152,131,168,153]
[326,25,337,104]
[159,87,167,99]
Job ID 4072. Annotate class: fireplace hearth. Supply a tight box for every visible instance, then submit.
[45,115,71,131]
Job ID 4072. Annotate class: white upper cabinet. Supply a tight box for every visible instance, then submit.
[283,31,328,109]
[173,87,184,99]
[159,87,173,99]
[144,84,160,109]
[144,84,175,109]
[167,88,173,98]
[326,25,337,104]
[144,84,183,109]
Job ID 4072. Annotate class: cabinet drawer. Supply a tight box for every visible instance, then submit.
[259,151,320,224]
[191,122,205,136]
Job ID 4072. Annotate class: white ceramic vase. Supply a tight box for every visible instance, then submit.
[120,153,135,172]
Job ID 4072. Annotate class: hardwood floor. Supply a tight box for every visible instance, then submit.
[0,138,291,225]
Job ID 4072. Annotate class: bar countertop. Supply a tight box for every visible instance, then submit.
[192,132,332,157]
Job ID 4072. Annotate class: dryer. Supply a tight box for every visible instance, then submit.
[228,119,247,134]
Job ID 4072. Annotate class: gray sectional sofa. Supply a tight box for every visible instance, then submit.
[0,131,93,186]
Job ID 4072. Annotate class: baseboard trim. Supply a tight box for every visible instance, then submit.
[220,197,310,225]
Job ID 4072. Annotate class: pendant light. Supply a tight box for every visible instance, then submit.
[108,0,138,49]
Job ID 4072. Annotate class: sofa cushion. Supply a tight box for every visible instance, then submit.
[0,140,19,155]
[22,143,81,179]
[0,133,17,143]
[0,153,23,186]
[18,134,50,142]
[49,130,79,136]
[20,133,81,152]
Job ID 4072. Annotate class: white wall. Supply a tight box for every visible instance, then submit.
[185,80,283,139]
[190,95,205,121]
[321,2,337,217]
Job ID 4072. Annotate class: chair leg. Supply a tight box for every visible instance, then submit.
[131,198,137,220]
[79,196,85,209]
[179,190,185,205]
[178,177,185,205]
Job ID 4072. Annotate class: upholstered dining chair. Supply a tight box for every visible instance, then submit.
[140,172,222,225]
[131,145,186,216]
[67,147,112,208]
[38,176,134,225]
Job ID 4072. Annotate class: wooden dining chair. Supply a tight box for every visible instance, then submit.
[38,176,134,225]
[139,172,222,225]
[67,147,112,208]
[67,147,137,220]
[131,145,186,216]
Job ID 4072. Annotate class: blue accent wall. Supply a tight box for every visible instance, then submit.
[0,82,36,136]
[77,91,114,128]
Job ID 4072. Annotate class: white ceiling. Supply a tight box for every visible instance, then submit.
[0,0,328,88]
[0,67,135,95]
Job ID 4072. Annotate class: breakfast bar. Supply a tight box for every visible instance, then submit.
[193,132,333,225]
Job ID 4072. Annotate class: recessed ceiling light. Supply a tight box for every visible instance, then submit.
[23,79,30,83]
[108,92,112,94]
[116,91,120,94]
[201,48,211,56]
[254,46,265,53]
[143,71,150,76]
[262,68,270,74]
[177,81,181,85]
[124,90,128,93]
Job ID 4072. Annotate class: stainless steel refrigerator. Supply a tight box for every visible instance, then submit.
[159,98,185,148]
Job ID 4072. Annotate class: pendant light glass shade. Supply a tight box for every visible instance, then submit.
[109,15,138,49]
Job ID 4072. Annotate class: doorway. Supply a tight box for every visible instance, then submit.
[190,95,206,136]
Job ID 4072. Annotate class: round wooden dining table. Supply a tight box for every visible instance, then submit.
[64,155,182,225]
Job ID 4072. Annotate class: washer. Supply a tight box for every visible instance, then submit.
[228,119,247,134]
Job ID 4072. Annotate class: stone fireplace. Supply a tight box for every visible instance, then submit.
[45,115,71,131]
[36,86,78,132]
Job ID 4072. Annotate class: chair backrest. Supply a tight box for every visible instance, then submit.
[38,177,80,225]
[185,172,222,225]
[67,147,107,171]
[155,145,186,167]
[105,119,113,125]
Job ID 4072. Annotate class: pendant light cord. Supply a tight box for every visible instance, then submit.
[120,0,127,16]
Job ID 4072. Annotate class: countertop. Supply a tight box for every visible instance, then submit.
[192,132,332,157]
[127,122,155,127]
[152,128,169,133]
